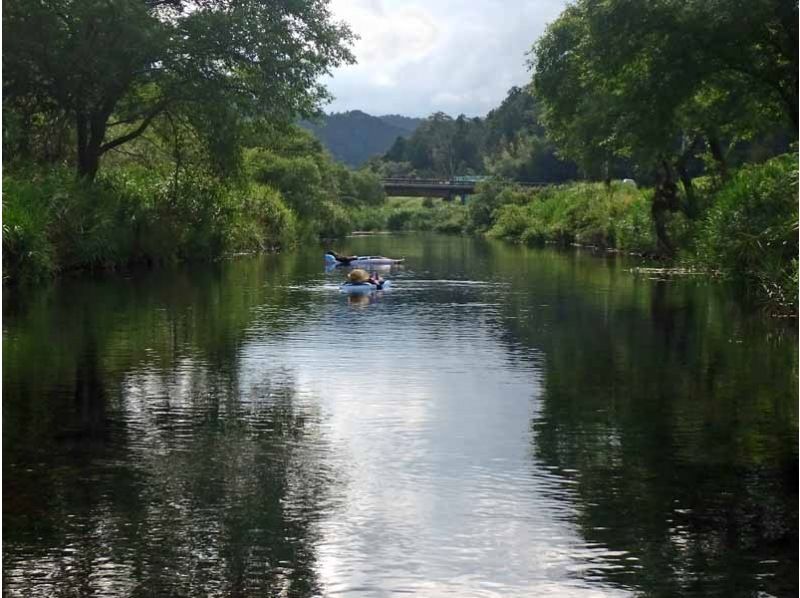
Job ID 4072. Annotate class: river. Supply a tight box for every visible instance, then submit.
[3,233,797,597]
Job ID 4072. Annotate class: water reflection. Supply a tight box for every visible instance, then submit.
[4,261,333,596]
[5,359,336,595]
[3,235,797,597]
[238,289,631,597]
[491,248,798,597]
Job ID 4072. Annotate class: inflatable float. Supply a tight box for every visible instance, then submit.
[339,280,392,295]
[325,252,404,267]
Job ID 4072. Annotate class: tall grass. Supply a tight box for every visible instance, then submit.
[348,197,468,234]
[485,182,665,253]
[3,165,298,280]
[693,153,798,313]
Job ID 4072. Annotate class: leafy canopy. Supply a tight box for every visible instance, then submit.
[3,0,356,178]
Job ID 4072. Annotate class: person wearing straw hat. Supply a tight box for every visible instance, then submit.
[347,268,385,290]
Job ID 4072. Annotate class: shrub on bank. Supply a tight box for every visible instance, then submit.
[694,152,798,311]
[348,206,386,231]
[467,180,530,233]
[2,165,299,279]
[487,182,656,251]
[346,197,468,233]
[384,201,468,233]
[227,183,296,251]
[2,168,64,280]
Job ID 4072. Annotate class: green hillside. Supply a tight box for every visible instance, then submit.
[300,110,422,166]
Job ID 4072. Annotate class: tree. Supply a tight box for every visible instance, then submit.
[3,0,355,180]
[531,0,797,254]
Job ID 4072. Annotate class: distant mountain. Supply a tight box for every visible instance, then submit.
[377,114,424,134]
[299,111,423,167]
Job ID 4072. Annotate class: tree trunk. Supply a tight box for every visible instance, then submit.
[651,160,679,258]
[676,135,701,219]
[707,135,728,180]
[76,112,102,181]
[677,164,697,219]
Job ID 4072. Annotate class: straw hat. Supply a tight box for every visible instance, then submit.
[348,268,369,282]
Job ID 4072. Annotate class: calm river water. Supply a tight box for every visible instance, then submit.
[3,234,797,597]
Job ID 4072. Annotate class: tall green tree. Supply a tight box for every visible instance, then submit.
[3,0,355,180]
[531,0,797,254]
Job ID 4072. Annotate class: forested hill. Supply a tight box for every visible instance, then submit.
[300,111,423,166]
[377,114,424,134]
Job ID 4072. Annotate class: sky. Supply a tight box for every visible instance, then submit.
[325,0,568,118]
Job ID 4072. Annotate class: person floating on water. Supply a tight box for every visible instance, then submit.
[347,268,385,290]
[326,250,357,265]
[325,250,404,266]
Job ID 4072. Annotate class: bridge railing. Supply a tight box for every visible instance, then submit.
[382,178,466,185]
[381,177,548,187]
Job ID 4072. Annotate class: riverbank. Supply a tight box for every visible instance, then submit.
[6,153,796,315]
[362,154,796,314]
[486,153,798,314]
[2,128,386,282]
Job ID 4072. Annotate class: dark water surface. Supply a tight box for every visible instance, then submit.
[3,234,797,597]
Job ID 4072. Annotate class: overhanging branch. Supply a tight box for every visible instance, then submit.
[99,101,168,154]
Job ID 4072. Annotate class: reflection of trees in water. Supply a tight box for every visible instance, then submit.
[117,366,332,596]
[5,363,333,597]
[498,270,798,596]
[3,256,337,597]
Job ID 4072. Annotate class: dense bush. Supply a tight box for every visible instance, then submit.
[345,197,468,233]
[466,179,523,232]
[382,199,468,233]
[486,182,657,251]
[3,165,300,278]
[4,124,388,282]
[694,153,798,312]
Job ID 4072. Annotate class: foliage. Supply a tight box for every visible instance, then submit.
[487,182,655,250]
[4,116,389,283]
[3,0,355,179]
[469,152,798,312]
[347,197,467,234]
[531,0,796,180]
[530,0,797,255]
[376,93,581,183]
[694,153,798,312]
[467,180,535,233]
[2,164,301,278]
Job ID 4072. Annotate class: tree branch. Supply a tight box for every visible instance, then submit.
[99,101,168,155]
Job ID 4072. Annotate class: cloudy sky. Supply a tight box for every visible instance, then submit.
[324,0,568,118]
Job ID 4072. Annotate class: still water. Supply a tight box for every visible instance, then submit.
[3,234,797,597]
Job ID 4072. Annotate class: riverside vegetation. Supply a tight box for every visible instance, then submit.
[361,0,798,314]
[2,0,381,281]
[3,0,797,314]
[350,150,798,314]
[3,126,385,281]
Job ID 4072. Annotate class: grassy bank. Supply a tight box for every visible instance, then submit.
[2,129,385,282]
[3,167,293,280]
[349,197,468,234]
[472,153,798,314]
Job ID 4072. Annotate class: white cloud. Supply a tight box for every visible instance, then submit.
[325,0,568,117]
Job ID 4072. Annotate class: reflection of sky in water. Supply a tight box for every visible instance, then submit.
[4,239,795,597]
[238,287,632,597]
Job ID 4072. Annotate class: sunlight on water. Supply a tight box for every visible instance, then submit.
[3,234,796,597]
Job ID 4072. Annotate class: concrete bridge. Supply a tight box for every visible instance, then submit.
[381,177,546,201]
